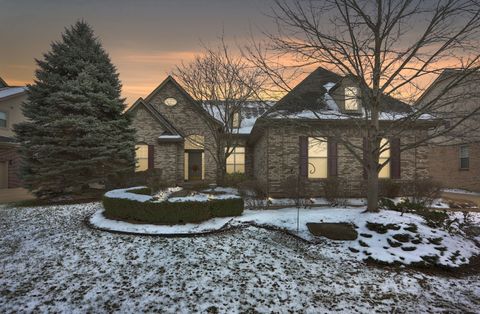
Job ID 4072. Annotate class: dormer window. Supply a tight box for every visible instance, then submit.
[344,87,360,111]
[232,112,240,128]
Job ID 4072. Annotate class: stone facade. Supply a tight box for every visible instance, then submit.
[251,121,430,197]
[130,75,431,197]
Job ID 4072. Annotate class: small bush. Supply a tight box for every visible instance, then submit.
[417,210,449,228]
[222,173,248,188]
[237,179,267,198]
[323,177,345,204]
[128,187,152,195]
[366,222,401,234]
[405,178,443,207]
[392,233,412,243]
[379,179,402,198]
[280,176,308,207]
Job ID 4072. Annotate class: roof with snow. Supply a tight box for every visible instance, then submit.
[202,101,274,135]
[264,67,412,121]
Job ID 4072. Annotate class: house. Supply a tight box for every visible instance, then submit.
[129,68,432,197]
[0,77,27,189]
[416,69,480,192]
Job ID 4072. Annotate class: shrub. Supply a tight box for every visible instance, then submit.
[128,187,152,195]
[280,176,309,207]
[416,210,450,229]
[407,178,443,207]
[323,177,346,204]
[222,173,248,188]
[102,188,244,225]
[379,179,402,198]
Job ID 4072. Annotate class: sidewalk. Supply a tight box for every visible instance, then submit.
[0,188,35,204]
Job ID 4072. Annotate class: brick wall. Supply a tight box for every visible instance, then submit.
[0,146,22,188]
[254,121,429,197]
[428,143,480,192]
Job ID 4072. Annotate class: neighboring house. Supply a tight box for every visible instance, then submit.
[416,69,480,192]
[129,68,431,197]
[0,77,27,189]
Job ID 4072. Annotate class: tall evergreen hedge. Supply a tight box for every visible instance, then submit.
[14,21,135,198]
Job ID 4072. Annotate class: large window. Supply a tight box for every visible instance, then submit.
[226,146,245,174]
[308,137,328,179]
[345,87,360,111]
[460,145,469,170]
[135,144,149,172]
[379,138,390,179]
[0,112,6,128]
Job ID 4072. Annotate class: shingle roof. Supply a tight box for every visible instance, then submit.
[265,67,411,119]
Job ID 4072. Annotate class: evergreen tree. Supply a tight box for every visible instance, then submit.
[14,21,135,198]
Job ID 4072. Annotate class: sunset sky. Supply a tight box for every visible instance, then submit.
[0,0,276,104]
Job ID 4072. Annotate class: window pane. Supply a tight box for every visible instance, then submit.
[235,146,245,153]
[460,157,469,169]
[135,144,149,172]
[185,135,204,150]
[308,157,327,178]
[226,164,235,174]
[136,145,148,158]
[235,164,245,174]
[460,146,469,158]
[345,87,359,110]
[379,157,390,178]
[137,159,148,172]
[308,137,327,157]
[0,112,6,120]
[379,138,390,158]
[226,153,235,164]
[0,119,5,128]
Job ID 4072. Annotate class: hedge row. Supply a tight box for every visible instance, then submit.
[102,195,244,225]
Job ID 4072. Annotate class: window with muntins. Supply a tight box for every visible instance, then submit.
[344,87,360,111]
[379,138,390,179]
[460,145,469,170]
[135,144,149,172]
[308,137,328,178]
[226,146,245,174]
[0,112,6,128]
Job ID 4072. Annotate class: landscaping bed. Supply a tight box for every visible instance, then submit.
[101,186,244,225]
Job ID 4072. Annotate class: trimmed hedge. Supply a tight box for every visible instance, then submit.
[102,194,244,225]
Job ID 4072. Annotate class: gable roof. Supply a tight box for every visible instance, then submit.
[127,98,183,137]
[143,75,222,127]
[266,67,343,114]
[264,66,412,120]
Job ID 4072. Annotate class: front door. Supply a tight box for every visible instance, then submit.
[188,151,202,180]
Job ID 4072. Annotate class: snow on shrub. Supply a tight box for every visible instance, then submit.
[102,186,244,225]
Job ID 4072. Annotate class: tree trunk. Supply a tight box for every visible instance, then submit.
[366,167,379,212]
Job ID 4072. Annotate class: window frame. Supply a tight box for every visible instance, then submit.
[307,137,328,179]
[459,145,469,170]
[0,111,7,128]
[226,146,245,174]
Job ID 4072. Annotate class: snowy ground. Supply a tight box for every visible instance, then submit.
[1,203,480,313]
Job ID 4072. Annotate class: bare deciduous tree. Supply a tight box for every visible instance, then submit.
[175,38,265,183]
[245,0,480,212]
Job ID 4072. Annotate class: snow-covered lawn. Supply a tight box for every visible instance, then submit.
[1,203,480,313]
